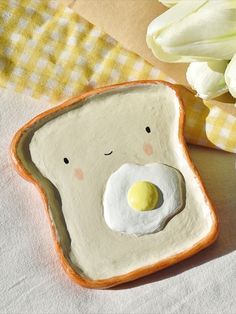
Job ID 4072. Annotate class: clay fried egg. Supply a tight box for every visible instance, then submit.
[103,163,185,235]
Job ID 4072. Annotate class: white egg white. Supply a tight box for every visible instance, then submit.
[103,163,185,236]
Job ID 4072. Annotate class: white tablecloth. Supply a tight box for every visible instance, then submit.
[0,87,236,314]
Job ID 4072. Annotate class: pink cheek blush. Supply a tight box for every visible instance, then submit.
[143,143,153,156]
[74,168,84,180]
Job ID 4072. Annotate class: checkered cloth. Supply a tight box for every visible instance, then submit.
[0,0,235,153]
[206,104,236,152]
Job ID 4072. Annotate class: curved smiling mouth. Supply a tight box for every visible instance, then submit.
[104,150,113,156]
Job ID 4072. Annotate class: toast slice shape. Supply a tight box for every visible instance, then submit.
[11,81,218,288]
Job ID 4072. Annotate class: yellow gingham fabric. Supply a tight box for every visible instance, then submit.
[0,0,235,153]
[206,104,236,153]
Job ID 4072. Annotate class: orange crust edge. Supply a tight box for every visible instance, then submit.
[10,80,219,289]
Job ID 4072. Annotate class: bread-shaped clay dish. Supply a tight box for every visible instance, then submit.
[11,81,218,289]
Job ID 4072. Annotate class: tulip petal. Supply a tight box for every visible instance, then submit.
[159,0,182,7]
[186,61,228,99]
[225,53,236,98]
[147,0,236,62]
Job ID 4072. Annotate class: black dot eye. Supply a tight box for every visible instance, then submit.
[64,157,69,164]
[145,126,151,133]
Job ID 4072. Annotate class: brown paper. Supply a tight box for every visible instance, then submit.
[63,0,188,85]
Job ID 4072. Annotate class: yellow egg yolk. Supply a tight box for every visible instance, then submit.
[127,181,159,211]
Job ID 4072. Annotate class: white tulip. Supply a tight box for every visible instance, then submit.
[186,61,228,100]
[147,0,236,63]
[225,53,236,98]
[159,0,182,7]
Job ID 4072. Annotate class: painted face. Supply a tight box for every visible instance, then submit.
[29,84,184,237]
